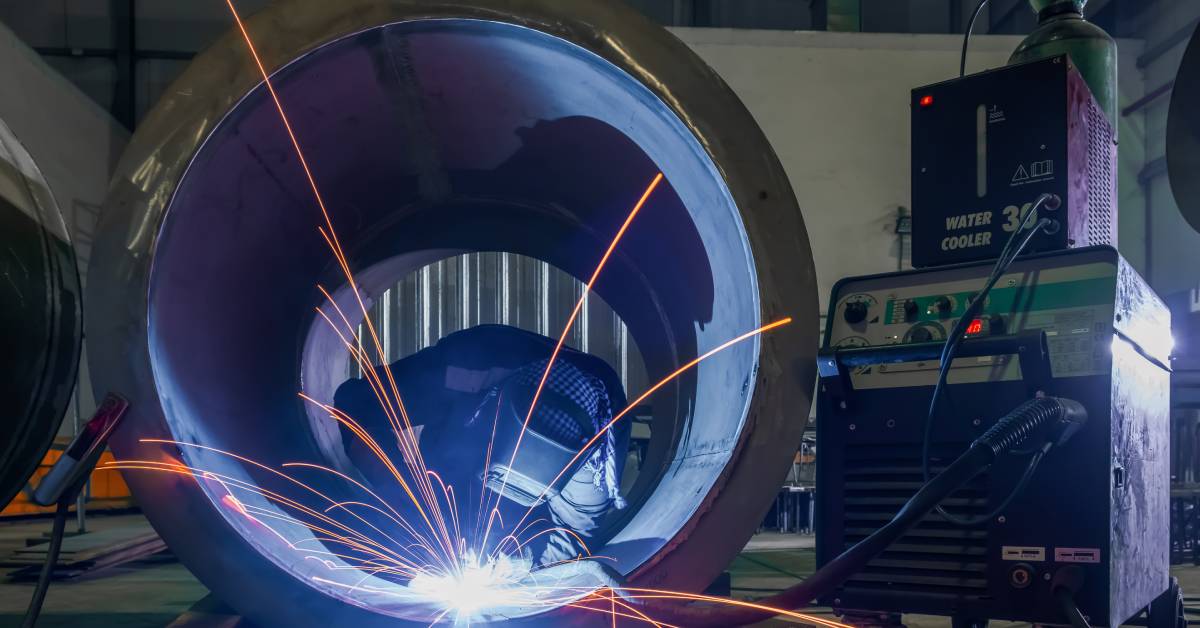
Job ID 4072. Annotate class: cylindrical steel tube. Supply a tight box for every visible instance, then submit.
[0,118,81,509]
[86,1,818,625]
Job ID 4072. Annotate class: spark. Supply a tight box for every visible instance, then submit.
[225,0,454,566]
[610,587,852,628]
[489,172,663,532]
[104,314,827,625]
[503,317,794,545]
[111,3,841,625]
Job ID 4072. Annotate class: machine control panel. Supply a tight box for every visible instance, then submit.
[826,256,1118,389]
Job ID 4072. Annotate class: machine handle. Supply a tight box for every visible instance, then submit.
[832,330,1047,367]
[817,330,1051,411]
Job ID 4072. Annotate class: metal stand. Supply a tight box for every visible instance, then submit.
[72,386,88,535]
[21,483,87,627]
[836,609,906,628]
[1146,577,1187,628]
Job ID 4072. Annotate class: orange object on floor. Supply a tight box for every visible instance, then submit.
[1,437,134,516]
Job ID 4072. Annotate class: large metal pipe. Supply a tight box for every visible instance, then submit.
[0,118,81,510]
[86,1,818,625]
[0,21,126,512]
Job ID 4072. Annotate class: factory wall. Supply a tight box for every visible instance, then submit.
[0,5,1169,435]
[0,3,1158,309]
[669,27,1149,309]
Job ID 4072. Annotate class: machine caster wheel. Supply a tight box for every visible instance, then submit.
[1147,576,1186,628]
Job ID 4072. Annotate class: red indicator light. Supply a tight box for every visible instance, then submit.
[919,94,935,107]
[966,318,984,335]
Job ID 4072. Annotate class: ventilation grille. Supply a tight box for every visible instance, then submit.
[839,444,992,599]
[1083,96,1115,247]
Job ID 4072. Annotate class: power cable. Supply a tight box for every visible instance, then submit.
[921,193,1059,526]
[1055,584,1091,628]
[21,501,70,628]
[635,396,1087,626]
[961,0,991,77]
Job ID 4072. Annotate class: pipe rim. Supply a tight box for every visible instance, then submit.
[86,1,818,625]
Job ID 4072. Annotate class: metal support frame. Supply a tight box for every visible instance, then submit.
[32,47,194,61]
[30,0,194,130]
[1123,80,1176,117]
[1138,16,1200,70]
[812,0,829,30]
[110,0,135,129]
[1136,156,1168,287]
[990,0,1026,33]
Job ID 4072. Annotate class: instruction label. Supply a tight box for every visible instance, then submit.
[1002,546,1046,562]
[1054,547,1101,564]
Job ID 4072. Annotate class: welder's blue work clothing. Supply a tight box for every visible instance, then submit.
[332,325,629,567]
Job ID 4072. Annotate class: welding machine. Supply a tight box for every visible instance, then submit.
[815,246,1171,625]
[910,55,1117,268]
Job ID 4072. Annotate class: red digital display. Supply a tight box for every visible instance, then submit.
[919,94,935,107]
[965,318,984,335]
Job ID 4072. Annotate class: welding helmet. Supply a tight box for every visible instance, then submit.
[482,378,596,508]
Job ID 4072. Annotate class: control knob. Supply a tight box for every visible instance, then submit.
[909,326,935,343]
[843,300,869,325]
[933,296,953,317]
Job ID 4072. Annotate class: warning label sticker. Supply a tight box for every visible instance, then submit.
[1002,546,1046,562]
[1054,547,1101,564]
[1011,160,1055,187]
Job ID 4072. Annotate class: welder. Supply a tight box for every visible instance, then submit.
[332,324,630,567]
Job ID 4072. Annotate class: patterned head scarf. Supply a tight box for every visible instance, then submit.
[500,358,625,508]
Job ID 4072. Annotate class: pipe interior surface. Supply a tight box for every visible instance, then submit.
[148,18,756,621]
[87,2,818,626]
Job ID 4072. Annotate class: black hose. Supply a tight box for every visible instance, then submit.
[634,396,1085,626]
[21,500,70,628]
[975,398,1083,455]
[1055,586,1091,628]
[635,445,992,627]
[931,393,1075,530]
[933,393,1078,529]
[960,0,990,77]
[923,193,1059,527]
[938,445,1047,526]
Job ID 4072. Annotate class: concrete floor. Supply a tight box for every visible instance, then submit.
[0,515,1196,627]
[0,513,205,627]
